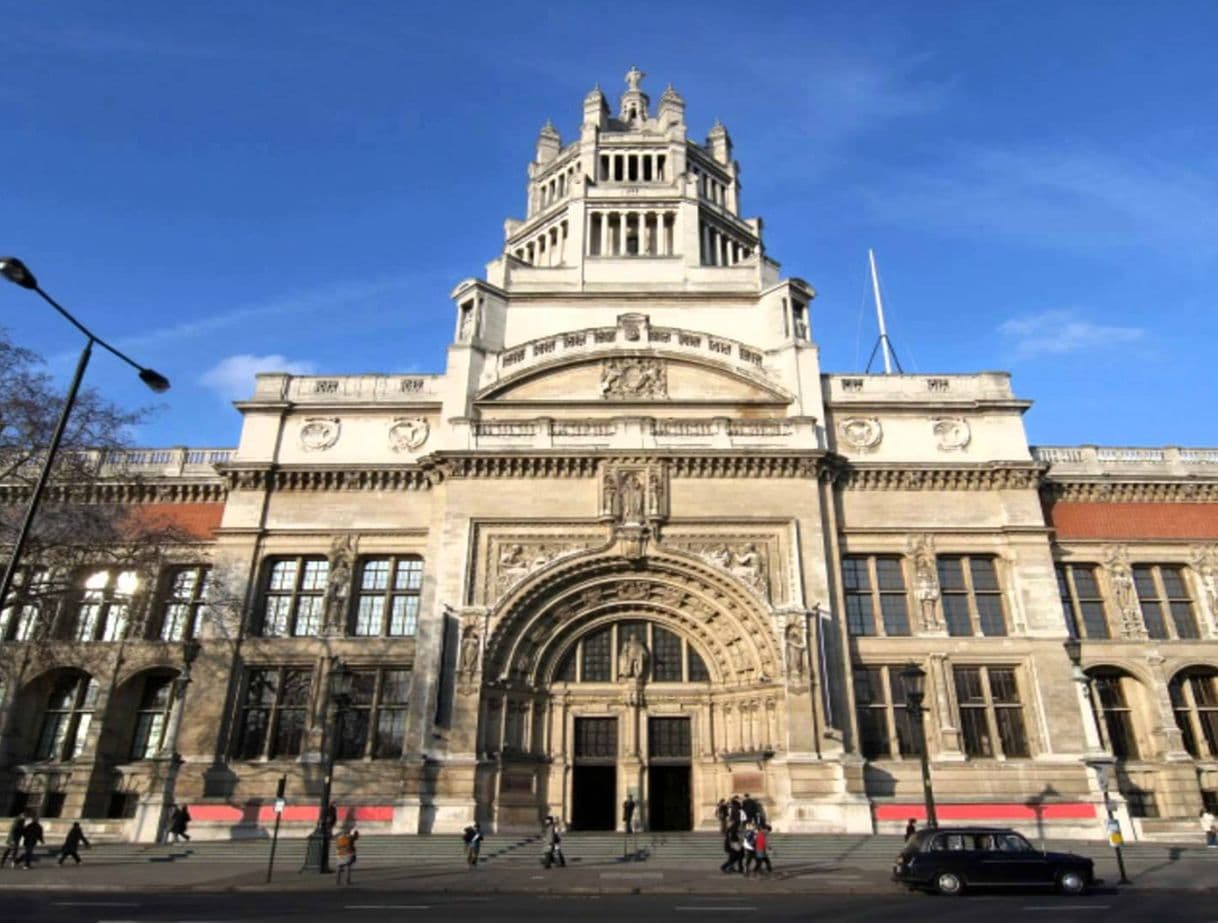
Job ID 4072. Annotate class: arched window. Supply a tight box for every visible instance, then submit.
[555,622,709,683]
[1088,669,1140,760]
[35,672,98,761]
[130,676,175,760]
[1170,668,1218,759]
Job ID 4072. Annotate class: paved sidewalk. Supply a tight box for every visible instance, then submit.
[1,848,1216,895]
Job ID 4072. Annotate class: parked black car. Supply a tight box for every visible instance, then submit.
[893,826,1095,896]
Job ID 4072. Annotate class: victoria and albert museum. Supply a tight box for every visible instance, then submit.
[2,69,1217,843]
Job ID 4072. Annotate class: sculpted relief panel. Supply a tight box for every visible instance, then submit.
[600,357,667,399]
[475,530,601,605]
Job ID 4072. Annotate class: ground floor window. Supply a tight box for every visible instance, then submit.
[35,673,99,761]
[336,667,410,759]
[234,666,313,759]
[852,664,916,759]
[953,665,1029,758]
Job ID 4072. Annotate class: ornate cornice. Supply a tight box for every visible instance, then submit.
[0,480,226,505]
[839,463,1041,492]
[1042,480,1218,503]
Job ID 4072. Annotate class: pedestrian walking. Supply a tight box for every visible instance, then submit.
[462,821,483,868]
[1201,808,1217,848]
[1,813,25,868]
[754,825,773,876]
[742,793,759,825]
[18,814,43,869]
[715,798,729,834]
[720,824,743,873]
[334,828,358,885]
[168,804,191,843]
[542,815,566,868]
[741,824,758,877]
[904,817,918,840]
[622,794,636,833]
[729,794,743,827]
[57,822,90,865]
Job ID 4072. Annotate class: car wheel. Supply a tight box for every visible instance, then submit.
[935,871,965,896]
[1057,869,1086,895]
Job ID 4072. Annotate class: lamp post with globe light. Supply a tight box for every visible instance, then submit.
[899,662,938,828]
[0,257,170,615]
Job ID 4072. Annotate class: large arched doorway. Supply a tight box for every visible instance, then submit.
[474,549,784,832]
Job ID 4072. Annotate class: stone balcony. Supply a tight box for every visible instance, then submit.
[1033,445,1218,478]
[247,372,443,404]
[451,415,819,451]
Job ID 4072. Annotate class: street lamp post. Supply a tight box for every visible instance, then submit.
[157,638,202,843]
[0,257,171,613]
[303,658,353,874]
[1064,639,1131,884]
[900,662,938,828]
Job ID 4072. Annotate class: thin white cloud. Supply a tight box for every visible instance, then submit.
[199,354,316,401]
[999,310,1144,360]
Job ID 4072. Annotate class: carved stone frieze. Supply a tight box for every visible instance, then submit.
[491,541,593,599]
[1042,480,1218,503]
[908,534,944,633]
[299,417,341,451]
[838,416,882,452]
[841,465,1040,491]
[669,541,769,599]
[600,357,666,399]
[388,417,429,452]
[932,417,971,452]
[1104,544,1148,641]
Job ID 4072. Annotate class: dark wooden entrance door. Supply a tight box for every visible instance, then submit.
[571,717,618,830]
[647,764,691,831]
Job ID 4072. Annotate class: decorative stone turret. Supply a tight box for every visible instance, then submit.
[582,85,609,131]
[618,65,650,126]
[657,83,685,130]
[707,119,732,165]
[535,120,561,164]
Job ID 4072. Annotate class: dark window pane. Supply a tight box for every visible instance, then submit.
[853,667,884,705]
[995,709,1029,758]
[1105,711,1139,760]
[374,710,406,758]
[943,596,972,636]
[1191,675,1218,707]
[574,717,617,760]
[338,709,369,759]
[648,717,690,758]
[959,709,993,757]
[280,670,312,706]
[1132,566,1157,597]
[381,670,410,705]
[1073,566,1100,598]
[581,629,611,682]
[1093,674,1128,709]
[1140,601,1168,639]
[880,595,910,636]
[687,648,710,682]
[236,709,268,760]
[272,708,305,757]
[349,672,377,706]
[857,708,890,759]
[1200,711,1218,757]
[1176,707,1200,758]
[875,557,906,590]
[954,668,984,704]
[989,669,1020,704]
[1056,565,1071,599]
[555,651,576,682]
[975,594,1006,636]
[846,595,875,636]
[895,707,917,757]
[651,626,682,682]
[937,557,965,591]
[1160,566,1189,598]
[1079,601,1110,639]
[842,557,870,591]
[1169,602,1199,639]
[969,558,998,591]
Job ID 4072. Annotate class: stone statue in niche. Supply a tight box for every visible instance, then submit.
[648,468,663,516]
[459,626,481,680]
[785,622,806,682]
[621,472,645,522]
[729,544,765,592]
[1192,545,1218,619]
[618,632,649,680]
[458,304,475,340]
[602,470,618,517]
[324,535,356,633]
[909,536,942,632]
[1105,545,1146,640]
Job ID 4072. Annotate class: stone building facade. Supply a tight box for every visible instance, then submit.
[2,70,1217,841]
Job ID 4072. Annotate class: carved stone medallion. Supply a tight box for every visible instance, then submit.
[838,416,882,451]
[932,417,971,452]
[388,417,429,452]
[600,357,667,399]
[300,417,341,451]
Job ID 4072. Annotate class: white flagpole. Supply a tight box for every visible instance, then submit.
[868,248,894,375]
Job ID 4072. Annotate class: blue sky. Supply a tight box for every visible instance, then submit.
[2,1,1216,448]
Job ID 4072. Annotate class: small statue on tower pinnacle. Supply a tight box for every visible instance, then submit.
[625,66,645,91]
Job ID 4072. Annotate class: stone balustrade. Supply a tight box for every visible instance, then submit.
[824,372,1017,403]
[249,373,442,404]
[1033,445,1218,476]
[95,447,234,477]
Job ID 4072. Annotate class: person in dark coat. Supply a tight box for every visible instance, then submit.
[1,814,25,868]
[719,824,744,873]
[57,822,90,865]
[904,817,918,840]
[622,795,636,833]
[715,798,729,833]
[729,795,743,827]
[169,804,191,843]
[18,814,44,869]
[742,793,759,825]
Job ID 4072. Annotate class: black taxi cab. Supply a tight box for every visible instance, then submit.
[893,826,1096,896]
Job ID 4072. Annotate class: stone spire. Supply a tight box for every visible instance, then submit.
[582,83,609,130]
[707,119,732,165]
[535,119,561,163]
[657,83,685,128]
[618,66,650,126]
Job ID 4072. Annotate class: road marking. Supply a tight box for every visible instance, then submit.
[601,871,663,878]
[1023,907,1110,912]
[675,907,757,912]
[346,906,431,911]
[53,902,139,907]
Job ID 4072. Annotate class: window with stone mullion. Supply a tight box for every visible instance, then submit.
[35,674,98,761]
[843,556,910,637]
[1133,565,1199,640]
[353,557,423,637]
[158,566,210,641]
[130,676,173,760]
[953,665,1029,759]
[1170,671,1218,759]
[939,556,1007,637]
[1091,672,1139,760]
[0,568,50,642]
[234,667,313,760]
[261,558,328,637]
[1056,563,1111,640]
[852,665,917,760]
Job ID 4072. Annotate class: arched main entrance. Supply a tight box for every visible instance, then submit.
[474,549,784,832]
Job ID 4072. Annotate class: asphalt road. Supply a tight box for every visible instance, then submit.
[2,888,1210,922]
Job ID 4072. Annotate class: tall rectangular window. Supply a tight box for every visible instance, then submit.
[953,665,1029,759]
[353,556,422,636]
[337,667,411,760]
[852,665,917,760]
[158,566,211,641]
[1056,563,1111,639]
[1091,672,1139,759]
[0,568,50,642]
[260,558,328,637]
[234,666,313,760]
[574,717,617,760]
[938,556,1007,637]
[1133,564,1199,640]
[74,570,139,642]
[580,628,611,682]
[843,556,910,637]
